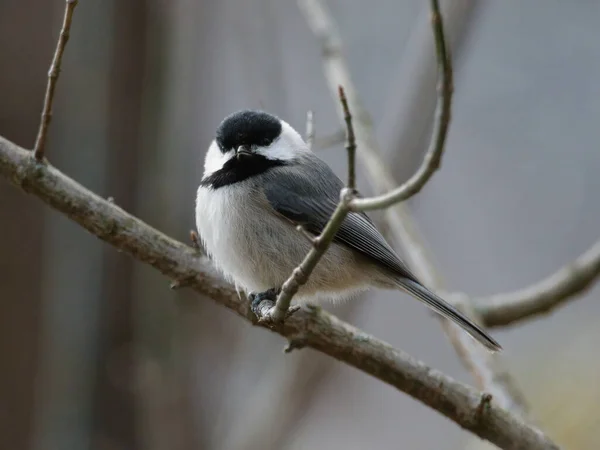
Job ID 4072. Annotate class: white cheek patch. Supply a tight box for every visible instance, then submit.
[256,138,296,161]
[203,141,234,177]
[255,120,308,161]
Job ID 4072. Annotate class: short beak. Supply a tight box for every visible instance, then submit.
[236,145,252,160]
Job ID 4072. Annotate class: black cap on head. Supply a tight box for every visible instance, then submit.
[216,110,282,153]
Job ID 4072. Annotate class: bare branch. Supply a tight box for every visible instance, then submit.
[267,87,359,322]
[33,0,78,160]
[298,0,532,418]
[265,3,454,324]
[475,240,600,327]
[0,135,559,450]
[298,0,441,285]
[349,0,453,212]
[338,86,357,190]
[268,188,355,322]
[379,1,479,180]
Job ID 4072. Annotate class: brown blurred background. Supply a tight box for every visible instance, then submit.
[1,1,599,449]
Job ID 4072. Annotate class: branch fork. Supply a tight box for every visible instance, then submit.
[33,0,78,160]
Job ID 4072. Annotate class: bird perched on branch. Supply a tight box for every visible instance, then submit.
[195,110,501,351]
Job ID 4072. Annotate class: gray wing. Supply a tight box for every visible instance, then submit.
[263,156,503,352]
[262,155,420,283]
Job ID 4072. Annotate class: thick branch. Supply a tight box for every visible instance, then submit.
[33,0,78,160]
[0,135,558,450]
[475,240,600,327]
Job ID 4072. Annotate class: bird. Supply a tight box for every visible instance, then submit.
[195,110,501,351]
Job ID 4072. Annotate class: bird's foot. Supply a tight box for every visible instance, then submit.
[249,288,300,324]
[249,288,280,320]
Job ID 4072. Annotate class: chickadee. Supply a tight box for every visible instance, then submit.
[196,110,501,351]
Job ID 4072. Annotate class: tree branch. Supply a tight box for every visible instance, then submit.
[298,0,533,419]
[267,188,355,322]
[338,86,357,190]
[298,0,442,285]
[266,87,358,322]
[268,88,358,322]
[284,0,454,327]
[0,135,558,450]
[378,0,480,182]
[33,0,78,160]
[349,0,452,212]
[475,239,600,327]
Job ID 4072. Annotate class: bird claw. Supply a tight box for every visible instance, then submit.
[249,288,301,325]
[249,288,279,320]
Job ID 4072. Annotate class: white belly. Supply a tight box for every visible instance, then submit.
[196,183,286,292]
[196,182,376,299]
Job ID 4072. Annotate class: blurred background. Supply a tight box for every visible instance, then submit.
[1,1,599,449]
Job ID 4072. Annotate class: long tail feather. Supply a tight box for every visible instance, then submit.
[396,278,501,352]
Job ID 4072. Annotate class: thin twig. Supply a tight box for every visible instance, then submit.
[335,8,522,410]
[338,86,356,190]
[475,239,600,327]
[267,85,359,322]
[349,0,452,212]
[33,0,78,160]
[0,137,560,449]
[326,3,524,412]
[298,0,531,417]
[305,110,315,150]
[269,188,355,322]
[298,0,440,285]
[378,1,478,181]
